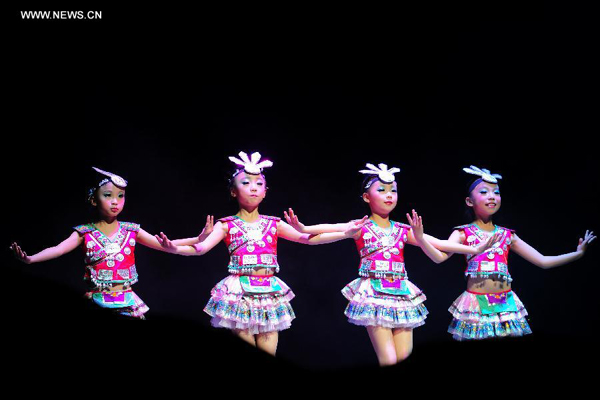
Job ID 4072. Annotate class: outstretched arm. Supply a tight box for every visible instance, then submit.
[164,215,215,246]
[406,210,450,264]
[278,219,364,245]
[511,230,595,269]
[154,221,227,256]
[10,232,82,264]
[284,208,368,235]
[405,210,500,261]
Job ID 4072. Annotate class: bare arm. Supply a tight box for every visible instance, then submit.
[284,208,369,235]
[166,215,215,246]
[10,231,83,264]
[406,210,498,262]
[511,231,595,269]
[278,220,362,245]
[155,221,227,256]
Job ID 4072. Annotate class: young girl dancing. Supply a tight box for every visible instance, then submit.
[10,167,213,319]
[284,163,500,366]
[156,152,367,355]
[413,166,596,340]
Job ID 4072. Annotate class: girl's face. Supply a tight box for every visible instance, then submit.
[363,180,398,215]
[466,181,501,219]
[91,182,125,219]
[230,172,267,208]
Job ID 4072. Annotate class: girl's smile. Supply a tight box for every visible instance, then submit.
[363,181,398,214]
[467,181,501,218]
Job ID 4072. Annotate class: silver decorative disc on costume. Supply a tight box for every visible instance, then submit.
[229,227,239,235]
[247,229,263,241]
[487,252,495,260]
[105,243,121,255]
[247,244,255,253]
[383,251,391,260]
[381,237,393,247]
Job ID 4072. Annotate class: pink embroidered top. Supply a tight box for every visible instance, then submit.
[73,222,140,289]
[355,220,411,279]
[454,224,514,282]
[219,215,280,275]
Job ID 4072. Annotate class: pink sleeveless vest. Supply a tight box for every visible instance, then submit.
[355,220,410,279]
[454,223,514,282]
[73,222,140,289]
[219,215,280,275]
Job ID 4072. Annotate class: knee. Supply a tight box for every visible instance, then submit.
[396,347,413,362]
[378,349,398,366]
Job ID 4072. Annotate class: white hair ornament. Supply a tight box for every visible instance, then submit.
[359,163,400,188]
[229,151,273,175]
[92,167,128,188]
[463,165,502,184]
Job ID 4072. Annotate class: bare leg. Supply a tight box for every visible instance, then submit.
[234,329,257,347]
[366,326,398,366]
[256,331,279,356]
[392,328,413,362]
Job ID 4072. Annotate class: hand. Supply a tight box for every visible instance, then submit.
[406,209,424,242]
[577,230,596,253]
[10,242,32,264]
[198,215,214,241]
[155,232,178,253]
[344,216,369,238]
[284,208,307,233]
[474,231,504,254]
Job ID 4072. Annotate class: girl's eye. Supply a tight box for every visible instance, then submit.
[392,189,397,193]
[103,193,111,197]
[257,182,264,186]
[118,193,125,198]
[242,181,249,185]
[479,190,488,194]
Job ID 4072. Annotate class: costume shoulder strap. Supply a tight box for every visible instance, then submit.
[218,216,237,223]
[497,226,515,234]
[120,222,141,232]
[453,224,471,230]
[394,222,411,230]
[261,215,281,222]
[73,224,95,234]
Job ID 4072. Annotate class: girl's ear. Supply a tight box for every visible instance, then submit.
[362,193,370,203]
[230,189,237,198]
[465,196,473,207]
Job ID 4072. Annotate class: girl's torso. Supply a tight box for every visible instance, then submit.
[74,221,140,292]
[455,223,514,294]
[220,215,280,276]
[355,219,411,280]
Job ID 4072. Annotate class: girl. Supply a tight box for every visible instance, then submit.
[284,162,501,366]
[10,167,213,319]
[155,151,367,355]
[412,165,596,340]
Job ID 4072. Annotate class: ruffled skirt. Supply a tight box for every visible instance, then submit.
[204,275,295,334]
[342,277,428,329]
[85,290,149,319]
[448,290,532,340]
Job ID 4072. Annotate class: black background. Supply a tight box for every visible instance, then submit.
[3,4,598,392]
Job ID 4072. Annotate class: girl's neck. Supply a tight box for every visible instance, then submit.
[236,207,260,223]
[472,216,495,232]
[370,212,391,228]
[95,217,118,226]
